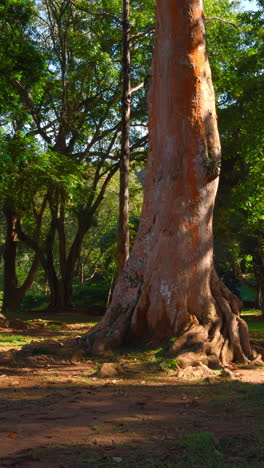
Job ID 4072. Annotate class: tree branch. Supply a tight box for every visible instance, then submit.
[19,254,40,296]
[11,79,52,145]
[90,163,119,215]
[130,28,155,41]
[67,0,122,24]
[130,134,148,152]
[205,17,239,30]
[131,82,144,94]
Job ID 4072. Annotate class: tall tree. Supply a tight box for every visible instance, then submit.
[82,0,259,367]
[118,0,131,274]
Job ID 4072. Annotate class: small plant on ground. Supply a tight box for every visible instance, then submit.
[159,359,179,371]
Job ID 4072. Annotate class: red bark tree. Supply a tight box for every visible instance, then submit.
[82,0,260,366]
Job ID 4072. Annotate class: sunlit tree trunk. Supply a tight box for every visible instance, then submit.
[83,0,257,366]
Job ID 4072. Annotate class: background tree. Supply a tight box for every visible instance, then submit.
[0,0,150,312]
[0,0,48,313]
[210,5,264,313]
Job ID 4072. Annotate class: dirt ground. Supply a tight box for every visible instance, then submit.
[0,318,264,467]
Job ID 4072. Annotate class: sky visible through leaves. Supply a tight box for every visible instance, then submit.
[240,0,258,9]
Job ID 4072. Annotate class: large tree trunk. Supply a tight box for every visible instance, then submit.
[83,0,257,365]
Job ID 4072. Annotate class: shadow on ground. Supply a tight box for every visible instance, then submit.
[0,373,264,467]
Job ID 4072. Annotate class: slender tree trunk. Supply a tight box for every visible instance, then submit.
[57,201,67,283]
[14,212,62,312]
[44,210,64,311]
[63,221,91,308]
[2,209,20,314]
[118,0,131,273]
[79,261,84,285]
[45,257,63,310]
[82,0,259,366]
[15,202,94,311]
[2,209,39,314]
[253,238,264,317]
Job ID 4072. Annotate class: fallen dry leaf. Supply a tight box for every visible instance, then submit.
[8,432,17,439]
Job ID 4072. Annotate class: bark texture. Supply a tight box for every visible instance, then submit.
[118,0,131,273]
[82,0,257,365]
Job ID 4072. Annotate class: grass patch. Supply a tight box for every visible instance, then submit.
[177,431,264,467]
[244,316,264,339]
[159,358,179,371]
[4,309,100,326]
[241,309,262,317]
[44,323,68,331]
[0,332,70,350]
[0,333,33,348]
[178,432,224,467]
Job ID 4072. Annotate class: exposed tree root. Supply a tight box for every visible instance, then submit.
[82,276,142,354]
[81,268,263,367]
[168,271,260,367]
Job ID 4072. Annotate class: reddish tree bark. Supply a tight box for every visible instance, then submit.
[82,0,259,366]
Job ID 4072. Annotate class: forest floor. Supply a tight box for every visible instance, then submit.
[0,311,264,467]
